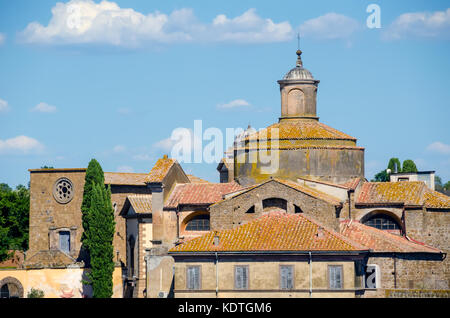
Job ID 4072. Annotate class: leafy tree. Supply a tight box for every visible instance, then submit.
[81,159,104,250]
[85,182,115,298]
[444,181,450,191]
[387,158,402,174]
[0,184,29,261]
[435,176,444,192]
[372,169,389,182]
[402,159,418,173]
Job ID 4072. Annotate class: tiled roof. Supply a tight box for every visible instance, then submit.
[340,220,441,253]
[356,181,426,206]
[243,120,356,141]
[128,194,152,213]
[104,172,148,186]
[146,156,176,183]
[297,177,350,190]
[170,211,368,253]
[275,179,342,206]
[165,182,243,208]
[211,178,342,207]
[338,178,363,190]
[186,174,210,184]
[423,189,450,209]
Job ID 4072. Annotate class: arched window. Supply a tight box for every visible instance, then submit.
[262,198,287,211]
[185,214,210,231]
[0,277,23,298]
[364,214,401,231]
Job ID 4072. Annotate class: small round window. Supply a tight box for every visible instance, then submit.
[53,178,74,204]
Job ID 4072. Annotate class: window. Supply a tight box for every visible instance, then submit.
[280,265,294,290]
[294,205,303,213]
[128,236,135,277]
[235,266,249,290]
[245,206,255,214]
[185,214,210,231]
[364,214,400,231]
[262,198,287,211]
[186,266,201,290]
[59,231,71,254]
[329,265,343,289]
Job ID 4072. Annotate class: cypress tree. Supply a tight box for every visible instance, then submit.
[387,158,401,174]
[86,182,116,298]
[402,159,418,173]
[81,159,104,250]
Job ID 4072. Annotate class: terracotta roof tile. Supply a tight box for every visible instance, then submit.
[338,178,363,190]
[128,194,152,213]
[104,172,148,186]
[165,182,243,208]
[423,189,450,209]
[243,120,356,141]
[170,211,368,253]
[340,220,441,253]
[146,157,176,183]
[186,174,210,184]
[356,181,425,206]
[275,179,342,206]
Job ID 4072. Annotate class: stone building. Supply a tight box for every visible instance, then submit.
[1,49,449,298]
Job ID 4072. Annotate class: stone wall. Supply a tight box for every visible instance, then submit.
[172,255,358,298]
[210,180,340,232]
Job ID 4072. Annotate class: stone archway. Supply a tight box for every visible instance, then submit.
[0,276,24,298]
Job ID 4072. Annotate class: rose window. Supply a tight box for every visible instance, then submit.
[53,178,74,204]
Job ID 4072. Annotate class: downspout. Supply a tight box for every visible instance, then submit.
[309,252,312,298]
[348,190,352,219]
[401,206,406,237]
[215,252,219,297]
[144,255,148,298]
[393,253,397,289]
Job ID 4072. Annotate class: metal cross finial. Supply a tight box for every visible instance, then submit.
[296,33,303,67]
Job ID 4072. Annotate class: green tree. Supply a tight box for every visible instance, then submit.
[81,159,104,250]
[444,181,450,191]
[435,176,444,192]
[85,182,115,298]
[27,288,45,298]
[402,159,418,173]
[372,169,390,182]
[387,158,402,174]
[0,184,29,261]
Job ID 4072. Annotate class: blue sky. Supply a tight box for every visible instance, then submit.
[0,0,449,187]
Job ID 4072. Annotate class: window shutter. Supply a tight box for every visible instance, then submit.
[329,266,342,289]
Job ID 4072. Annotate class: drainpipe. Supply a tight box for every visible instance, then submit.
[393,253,397,289]
[144,255,148,298]
[215,252,219,297]
[401,206,406,237]
[348,191,352,219]
[309,252,312,298]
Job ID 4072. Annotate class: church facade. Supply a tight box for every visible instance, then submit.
[0,49,449,298]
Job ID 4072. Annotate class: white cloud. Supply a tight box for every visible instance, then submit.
[427,141,450,155]
[384,8,450,40]
[0,135,44,154]
[113,145,126,153]
[0,98,10,113]
[0,33,5,45]
[117,107,131,115]
[132,154,152,161]
[31,102,57,113]
[217,99,250,109]
[18,1,293,47]
[117,165,134,173]
[299,13,360,40]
